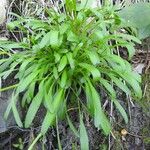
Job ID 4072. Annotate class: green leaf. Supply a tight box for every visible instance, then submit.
[12,94,23,127]
[126,45,135,61]
[118,2,150,29]
[41,89,64,134]
[41,111,56,134]
[100,76,128,123]
[49,30,60,48]
[67,114,79,137]
[26,19,49,30]
[99,78,116,98]
[79,63,100,80]
[66,52,75,69]
[53,67,59,79]
[87,80,111,135]
[7,20,22,30]
[66,0,77,14]
[0,59,7,65]
[2,60,21,79]
[18,71,39,92]
[67,31,78,42]
[12,101,23,127]
[85,82,94,115]
[77,0,96,10]
[87,51,100,65]
[60,23,69,34]
[54,52,61,63]
[19,58,33,72]
[52,89,64,113]
[108,75,130,95]
[106,54,127,71]
[44,85,53,113]
[139,24,150,39]
[119,72,142,98]
[58,56,68,72]
[4,93,16,120]
[80,114,89,150]
[4,92,23,127]
[60,70,67,88]
[112,98,128,124]
[0,58,14,73]
[0,42,28,49]
[25,81,44,128]
[117,33,141,44]
[39,32,51,49]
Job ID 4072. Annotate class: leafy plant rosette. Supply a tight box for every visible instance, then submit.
[0,0,142,148]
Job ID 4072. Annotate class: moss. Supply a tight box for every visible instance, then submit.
[143,73,150,100]
[137,73,150,114]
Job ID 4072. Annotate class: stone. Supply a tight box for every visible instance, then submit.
[0,0,7,24]
[0,90,16,133]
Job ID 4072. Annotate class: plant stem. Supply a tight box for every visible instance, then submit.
[28,133,42,150]
[0,84,18,92]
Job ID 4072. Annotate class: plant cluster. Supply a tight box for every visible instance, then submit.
[0,0,142,148]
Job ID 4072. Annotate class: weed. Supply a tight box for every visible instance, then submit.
[0,0,142,149]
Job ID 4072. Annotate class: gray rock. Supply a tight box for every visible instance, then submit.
[0,90,16,133]
[0,0,7,24]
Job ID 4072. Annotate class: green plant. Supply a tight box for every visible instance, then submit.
[0,0,142,149]
[13,138,24,150]
[118,2,150,39]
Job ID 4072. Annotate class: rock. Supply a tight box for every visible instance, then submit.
[0,0,7,24]
[133,63,145,74]
[0,90,16,133]
[38,0,45,5]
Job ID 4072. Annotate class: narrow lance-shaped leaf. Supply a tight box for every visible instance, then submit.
[53,67,59,79]
[4,93,16,120]
[66,52,75,69]
[41,89,64,134]
[41,111,56,135]
[79,63,101,80]
[87,51,100,65]
[58,56,68,72]
[25,81,44,128]
[39,32,51,49]
[67,114,79,137]
[18,71,39,92]
[119,72,142,98]
[80,114,89,150]
[12,99,23,127]
[52,89,64,113]
[85,82,94,115]
[44,84,53,113]
[49,30,60,48]
[4,91,22,127]
[109,75,131,95]
[60,70,67,88]
[117,33,141,44]
[125,43,135,60]
[112,98,128,124]
[99,78,116,98]
[87,80,111,135]
[99,78,128,123]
